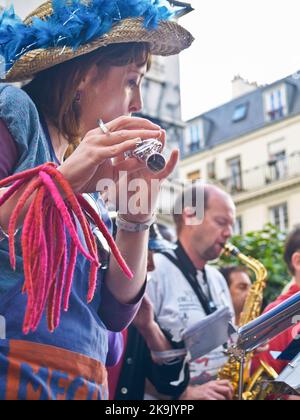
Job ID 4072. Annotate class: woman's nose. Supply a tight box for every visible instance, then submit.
[130,91,143,114]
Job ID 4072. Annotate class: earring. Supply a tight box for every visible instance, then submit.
[75,91,81,102]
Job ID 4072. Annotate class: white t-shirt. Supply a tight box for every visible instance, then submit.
[146,252,234,385]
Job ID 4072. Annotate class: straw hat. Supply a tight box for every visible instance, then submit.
[0,0,194,82]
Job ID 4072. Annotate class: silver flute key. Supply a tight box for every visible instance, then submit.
[125,139,166,173]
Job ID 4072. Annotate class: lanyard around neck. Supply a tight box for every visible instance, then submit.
[161,242,217,316]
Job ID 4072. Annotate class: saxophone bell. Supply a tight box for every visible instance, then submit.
[218,242,269,399]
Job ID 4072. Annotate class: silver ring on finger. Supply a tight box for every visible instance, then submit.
[98,118,110,134]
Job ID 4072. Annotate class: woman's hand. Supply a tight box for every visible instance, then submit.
[114,128,179,223]
[132,296,173,354]
[180,382,234,401]
[58,116,163,193]
[132,295,156,332]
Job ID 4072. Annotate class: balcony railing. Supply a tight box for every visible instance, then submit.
[218,151,300,195]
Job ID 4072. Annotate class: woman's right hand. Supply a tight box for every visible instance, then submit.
[180,381,234,401]
[58,116,162,194]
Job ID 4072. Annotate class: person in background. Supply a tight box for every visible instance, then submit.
[147,184,235,400]
[252,227,300,377]
[220,266,252,326]
[156,223,176,244]
[107,224,188,400]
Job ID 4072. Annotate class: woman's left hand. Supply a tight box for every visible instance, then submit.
[83,122,179,223]
[113,129,179,223]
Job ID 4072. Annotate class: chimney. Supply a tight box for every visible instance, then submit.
[232,75,258,99]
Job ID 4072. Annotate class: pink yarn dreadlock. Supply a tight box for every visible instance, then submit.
[0,163,133,334]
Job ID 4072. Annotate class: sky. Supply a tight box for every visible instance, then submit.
[179,0,300,120]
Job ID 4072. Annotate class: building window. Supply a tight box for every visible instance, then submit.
[232,104,248,123]
[207,161,216,179]
[227,156,243,193]
[264,86,287,122]
[189,125,199,152]
[268,150,287,182]
[148,56,166,81]
[187,123,204,153]
[270,203,289,231]
[234,216,243,236]
[187,170,201,181]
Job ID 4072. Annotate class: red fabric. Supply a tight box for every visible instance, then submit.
[252,283,300,374]
[107,329,128,400]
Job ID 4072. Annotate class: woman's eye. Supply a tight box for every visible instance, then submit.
[128,80,138,88]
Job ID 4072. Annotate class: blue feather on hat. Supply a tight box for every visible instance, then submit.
[0,0,176,73]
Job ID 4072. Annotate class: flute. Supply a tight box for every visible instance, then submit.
[125,139,166,173]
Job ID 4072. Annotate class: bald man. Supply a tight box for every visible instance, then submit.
[147,184,236,400]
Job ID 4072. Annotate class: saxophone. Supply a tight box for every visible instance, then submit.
[218,243,277,400]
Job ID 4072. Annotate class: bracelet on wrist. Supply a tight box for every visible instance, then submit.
[116,213,156,232]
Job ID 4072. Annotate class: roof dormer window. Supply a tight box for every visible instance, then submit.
[186,121,205,154]
[264,85,288,122]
